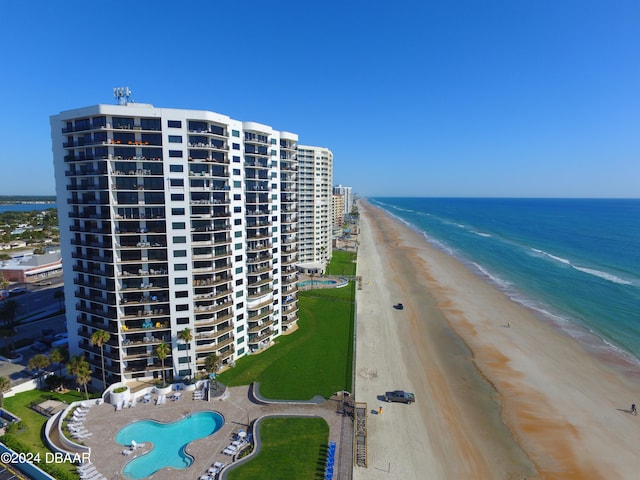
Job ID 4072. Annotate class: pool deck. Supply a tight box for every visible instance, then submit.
[77,385,350,480]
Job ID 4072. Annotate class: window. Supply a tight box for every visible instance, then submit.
[172,222,185,229]
[169,164,183,172]
[235,267,243,274]
[234,243,242,250]
[170,179,184,187]
[232,143,240,150]
[233,169,240,175]
[235,290,243,298]
[169,135,182,143]
[233,181,241,188]
[236,325,244,333]
[235,279,243,286]
[170,193,184,201]
[234,219,241,225]
[232,130,240,137]
[233,156,240,163]
[178,344,188,351]
[237,347,245,355]
[178,356,189,362]
[173,236,186,243]
[169,150,183,157]
[234,194,241,200]
[174,263,188,271]
[237,313,244,321]
[171,207,185,215]
[234,231,242,238]
[234,206,241,213]
[236,302,244,309]
[271,138,277,145]
[175,278,188,285]
[174,250,187,257]
[177,317,189,325]
[168,120,182,128]
[235,254,242,261]
[175,290,188,298]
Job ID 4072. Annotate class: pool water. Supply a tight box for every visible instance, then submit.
[116,411,224,479]
[298,279,337,287]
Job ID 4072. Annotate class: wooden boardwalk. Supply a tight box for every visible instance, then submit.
[354,402,368,468]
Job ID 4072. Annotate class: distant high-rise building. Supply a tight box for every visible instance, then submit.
[332,193,345,227]
[333,185,353,215]
[296,145,333,273]
[51,100,299,387]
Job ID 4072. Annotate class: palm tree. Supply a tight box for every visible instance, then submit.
[0,376,10,407]
[67,355,91,399]
[155,342,170,386]
[90,329,111,389]
[28,353,51,389]
[178,328,193,379]
[75,363,92,401]
[204,353,221,390]
[49,347,68,390]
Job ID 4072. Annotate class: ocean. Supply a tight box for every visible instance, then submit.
[369,197,640,367]
[0,203,56,214]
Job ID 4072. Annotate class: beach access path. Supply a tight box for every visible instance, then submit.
[353,200,640,480]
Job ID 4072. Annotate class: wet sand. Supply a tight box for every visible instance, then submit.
[354,199,640,480]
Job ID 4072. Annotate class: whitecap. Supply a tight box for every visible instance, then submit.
[571,266,633,286]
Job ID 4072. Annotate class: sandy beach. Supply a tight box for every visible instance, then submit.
[354,199,640,480]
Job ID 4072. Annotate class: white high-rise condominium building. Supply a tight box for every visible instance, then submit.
[50,100,299,387]
[297,145,333,273]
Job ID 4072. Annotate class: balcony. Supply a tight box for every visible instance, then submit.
[248,329,273,346]
[195,312,233,327]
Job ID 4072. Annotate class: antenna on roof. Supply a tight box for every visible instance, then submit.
[113,87,132,105]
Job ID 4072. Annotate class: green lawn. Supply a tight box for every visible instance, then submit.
[218,283,355,400]
[227,417,329,480]
[326,250,357,276]
[2,389,88,479]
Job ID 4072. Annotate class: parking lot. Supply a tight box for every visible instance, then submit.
[0,279,67,385]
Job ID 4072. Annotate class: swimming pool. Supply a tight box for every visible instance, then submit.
[116,411,224,479]
[298,279,338,287]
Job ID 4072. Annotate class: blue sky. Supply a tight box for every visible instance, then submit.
[1,0,638,198]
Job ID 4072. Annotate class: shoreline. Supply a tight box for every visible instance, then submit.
[378,201,640,383]
[354,199,640,479]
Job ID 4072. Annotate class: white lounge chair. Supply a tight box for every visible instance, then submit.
[77,465,95,474]
[82,471,103,480]
[131,440,146,449]
[122,448,133,456]
[77,462,93,472]
[78,467,96,478]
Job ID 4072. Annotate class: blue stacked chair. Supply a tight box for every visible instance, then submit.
[325,441,337,479]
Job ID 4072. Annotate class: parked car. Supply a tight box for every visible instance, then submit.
[9,287,27,296]
[384,390,415,404]
[34,281,52,286]
[393,303,404,310]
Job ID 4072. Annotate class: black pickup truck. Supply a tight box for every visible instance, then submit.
[384,390,415,404]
